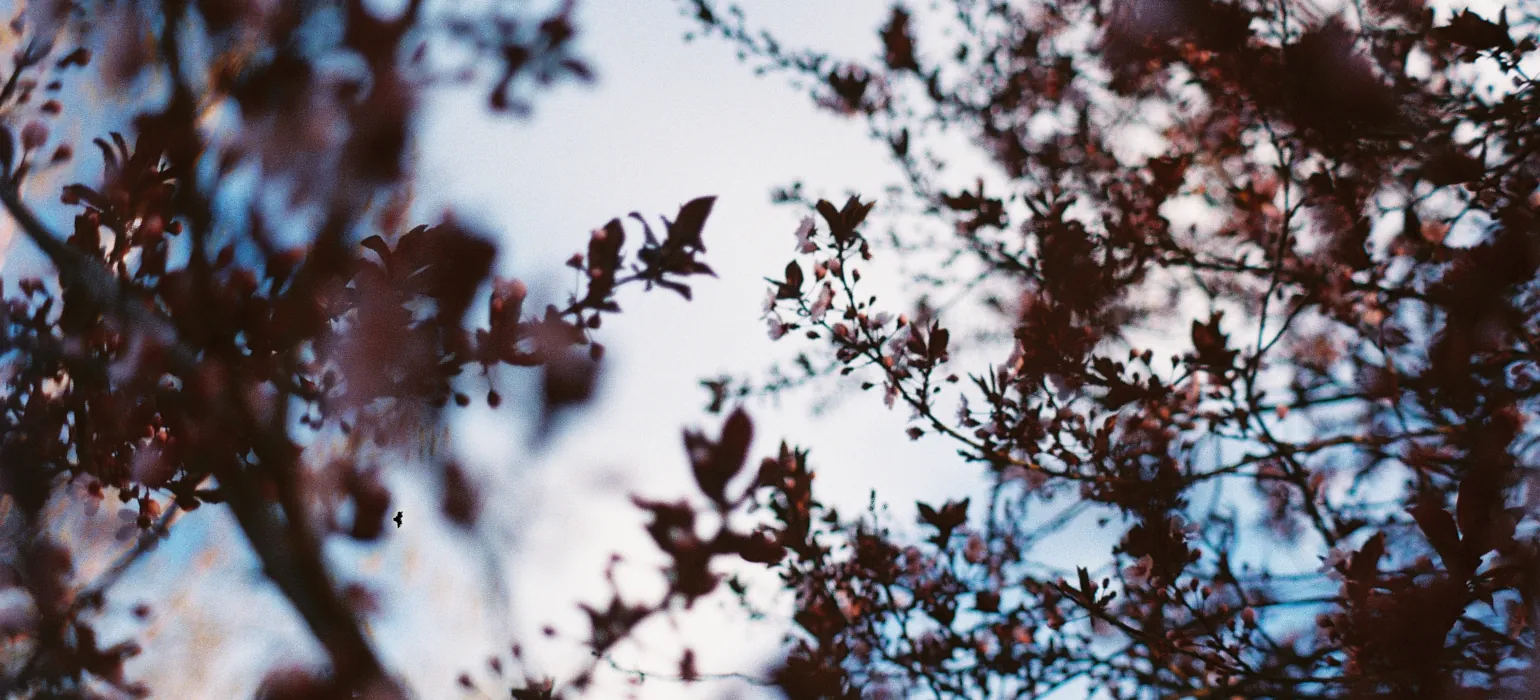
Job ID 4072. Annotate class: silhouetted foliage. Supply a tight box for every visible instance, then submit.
[664,0,1540,697]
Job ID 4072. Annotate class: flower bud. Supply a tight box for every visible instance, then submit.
[19,120,47,150]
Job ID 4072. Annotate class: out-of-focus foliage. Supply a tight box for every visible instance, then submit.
[0,1,721,697]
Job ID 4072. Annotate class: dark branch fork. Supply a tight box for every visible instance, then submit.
[0,127,398,699]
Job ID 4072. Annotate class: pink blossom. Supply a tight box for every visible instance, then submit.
[964,533,988,564]
[1319,546,1354,581]
[997,340,1026,384]
[129,442,173,487]
[0,590,37,637]
[809,283,835,323]
[1123,555,1154,584]
[19,121,48,151]
[793,216,817,253]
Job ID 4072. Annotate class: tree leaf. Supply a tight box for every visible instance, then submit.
[1457,466,1501,560]
[916,497,968,546]
[777,260,805,299]
[1437,9,1515,52]
[657,279,693,300]
[668,196,716,251]
[815,199,843,237]
[1347,531,1386,602]
[880,6,919,72]
[690,408,754,506]
[1409,496,1464,576]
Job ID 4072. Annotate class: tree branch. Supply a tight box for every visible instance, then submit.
[0,175,398,694]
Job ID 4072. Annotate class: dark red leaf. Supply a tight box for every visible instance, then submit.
[1437,9,1515,53]
[690,408,754,506]
[777,260,805,299]
[1457,466,1501,560]
[880,6,919,72]
[1408,496,1463,575]
[916,498,968,546]
[667,196,716,251]
[1347,532,1386,602]
[441,461,481,528]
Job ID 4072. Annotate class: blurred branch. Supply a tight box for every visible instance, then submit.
[0,174,396,693]
[67,503,181,615]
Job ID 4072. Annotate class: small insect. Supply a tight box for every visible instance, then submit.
[393,511,403,529]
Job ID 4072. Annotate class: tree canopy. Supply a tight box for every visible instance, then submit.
[0,0,1538,698]
[675,0,1540,697]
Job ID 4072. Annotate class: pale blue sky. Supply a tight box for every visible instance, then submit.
[409,2,1039,695]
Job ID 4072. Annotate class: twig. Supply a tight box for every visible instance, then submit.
[67,503,182,615]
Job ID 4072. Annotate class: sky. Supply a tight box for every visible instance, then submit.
[408,1,1054,696]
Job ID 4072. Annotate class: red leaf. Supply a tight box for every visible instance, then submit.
[359,235,391,266]
[815,199,843,237]
[928,324,950,362]
[1408,496,1464,575]
[717,408,754,478]
[667,196,716,251]
[679,649,699,683]
[731,529,785,564]
[880,6,919,72]
[1347,532,1385,603]
[441,461,480,528]
[777,261,805,299]
[689,408,754,506]
[1457,466,1501,560]
[1437,9,1515,53]
[1422,147,1485,187]
[916,498,968,545]
[1189,312,1238,370]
